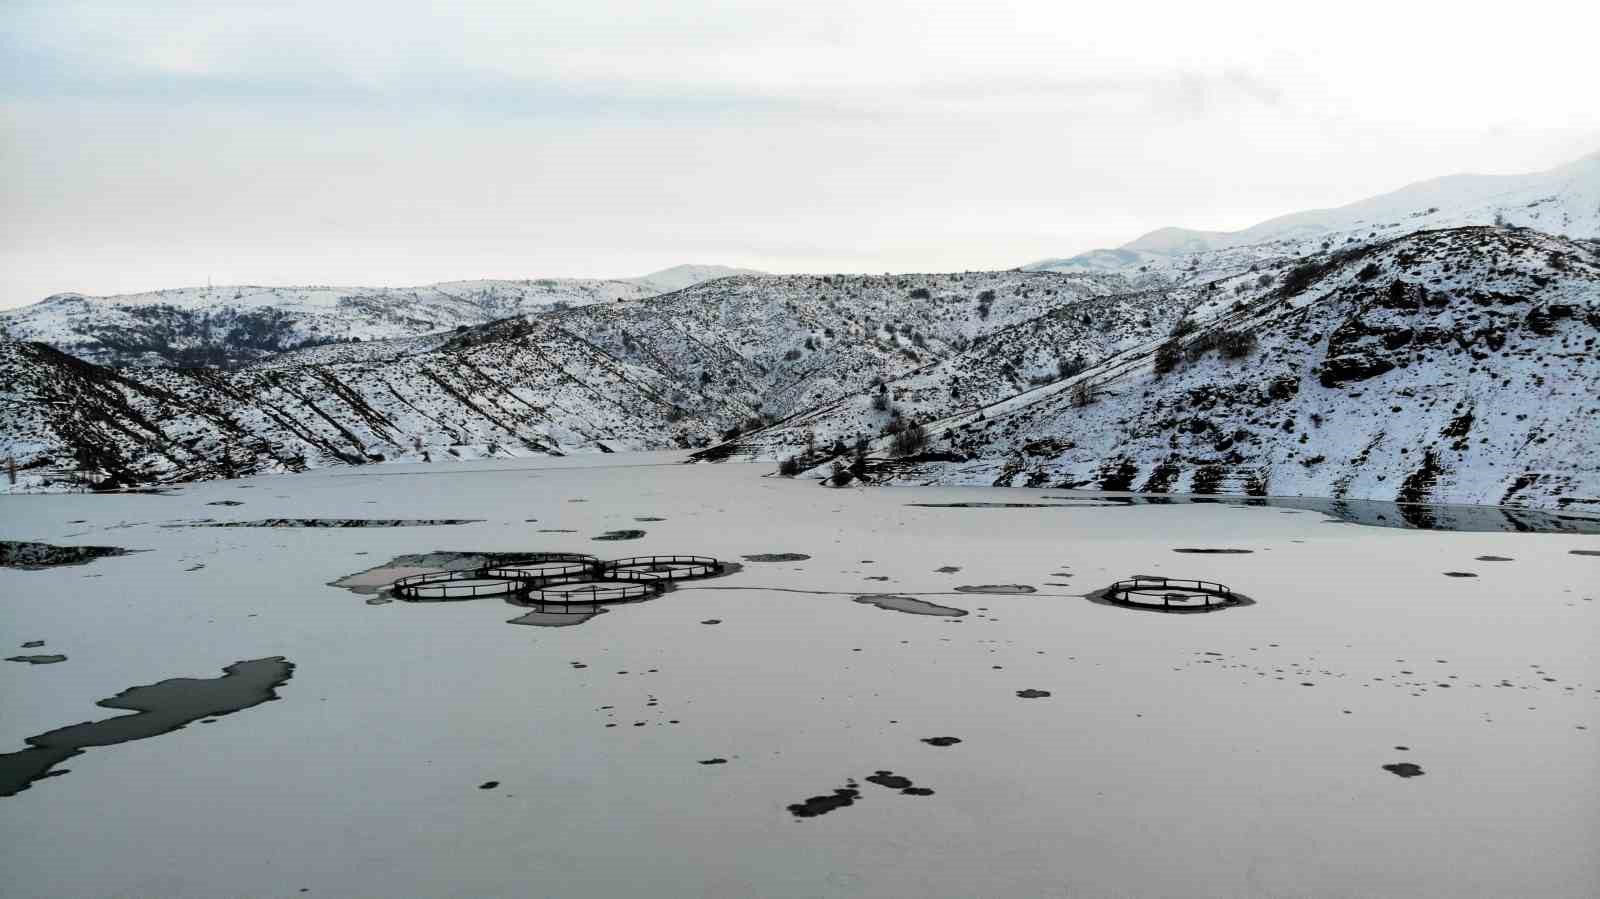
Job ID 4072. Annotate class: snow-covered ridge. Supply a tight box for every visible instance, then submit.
[1,227,1595,511]
[0,267,760,368]
[0,268,1128,490]
[1027,150,1600,273]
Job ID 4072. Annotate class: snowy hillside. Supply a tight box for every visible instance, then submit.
[842,228,1600,514]
[0,269,1130,489]
[1028,150,1600,274]
[2,222,1595,511]
[0,273,740,369]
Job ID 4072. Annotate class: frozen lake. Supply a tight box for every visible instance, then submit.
[3,452,1597,897]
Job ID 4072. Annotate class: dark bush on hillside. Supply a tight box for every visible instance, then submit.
[1153,339,1183,374]
[978,289,996,302]
[909,287,931,299]
[1218,330,1257,359]
[1280,261,1326,296]
[890,421,928,457]
[778,457,800,477]
[1169,318,1198,338]
[1070,380,1096,407]
[1183,331,1219,361]
[783,348,801,361]
[1356,262,1382,281]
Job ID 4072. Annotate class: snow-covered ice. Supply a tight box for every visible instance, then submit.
[1,453,1596,897]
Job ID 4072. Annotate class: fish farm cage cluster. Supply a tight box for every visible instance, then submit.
[1106,575,1240,612]
[390,553,725,611]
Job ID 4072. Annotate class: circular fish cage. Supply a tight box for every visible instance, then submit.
[601,555,725,582]
[389,552,725,608]
[391,569,526,601]
[518,578,665,611]
[483,553,601,582]
[1107,576,1240,612]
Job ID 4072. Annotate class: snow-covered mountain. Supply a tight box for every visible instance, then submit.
[4,227,1596,511]
[0,270,751,369]
[0,269,1130,488]
[847,228,1598,515]
[4,151,1598,513]
[1027,150,1600,274]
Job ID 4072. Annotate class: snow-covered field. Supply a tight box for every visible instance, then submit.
[2,453,1596,897]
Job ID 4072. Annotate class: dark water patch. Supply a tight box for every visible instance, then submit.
[1442,571,1478,578]
[0,657,294,797]
[921,736,962,747]
[185,518,479,528]
[1173,548,1254,555]
[742,553,811,562]
[908,502,1087,509]
[1,541,135,570]
[699,758,728,765]
[955,584,1036,594]
[592,529,646,541]
[1571,550,1600,557]
[330,551,551,595]
[1382,762,1425,778]
[538,528,577,533]
[865,770,935,796]
[854,595,968,617]
[635,517,666,522]
[205,500,244,507]
[6,655,67,665]
[935,566,961,573]
[1016,689,1052,699]
[365,597,393,605]
[863,575,890,581]
[478,780,500,790]
[787,786,861,818]
[701,619,722,625]
[1475,555,1515,562]
[21,641,45,648]
[506,609,605,627]
[1024,492,1600,534]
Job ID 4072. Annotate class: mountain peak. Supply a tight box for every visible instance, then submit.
[1026,150,1600,273]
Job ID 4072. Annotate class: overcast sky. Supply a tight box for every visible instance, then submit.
[2,1,1596,308]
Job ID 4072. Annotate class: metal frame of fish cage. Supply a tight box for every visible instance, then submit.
[1107,575,1239,612]
[389,552,725,606]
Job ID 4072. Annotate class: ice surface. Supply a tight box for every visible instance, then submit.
[0,453,1595,897]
